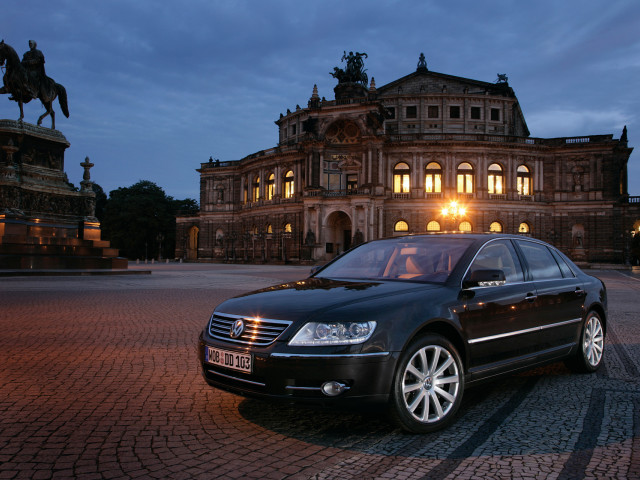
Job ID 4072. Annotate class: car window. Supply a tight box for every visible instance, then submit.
[516,240,563,281]
[468,240,524,284]
[550,248,576,278]
[317,237,474,283]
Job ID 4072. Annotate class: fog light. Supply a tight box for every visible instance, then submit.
[321,381,349,397]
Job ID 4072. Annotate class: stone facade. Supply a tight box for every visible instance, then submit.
[176,56,638,265]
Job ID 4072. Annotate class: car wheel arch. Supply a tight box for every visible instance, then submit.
[403,320,467,369]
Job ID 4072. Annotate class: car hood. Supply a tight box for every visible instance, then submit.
[214,277,442,322]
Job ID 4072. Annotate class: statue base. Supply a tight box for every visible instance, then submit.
[334,82,368,101]
[0,120,127,270]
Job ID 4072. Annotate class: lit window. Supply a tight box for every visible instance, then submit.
[519,222,530,234]
[252,175,260,202]
[427,220,441,232]
[284,223,292,233]
[425,162,442,193]
[266,173,275,200]
[517,165,532,195]
[251,225,258,235]
[284,170,294,198]
[267,224,273,234]
[457,162,474,193]
[489,221,503,233]
[393,162,411,193]
[488,163,504,194]
[459,221,472,232]
[394,220,409,232]
[347,174,358,192]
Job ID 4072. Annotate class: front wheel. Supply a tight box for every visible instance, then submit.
[566,310,605,373]
[389,334,464,433]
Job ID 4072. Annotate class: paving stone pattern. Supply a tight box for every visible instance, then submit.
[0,265,639,479]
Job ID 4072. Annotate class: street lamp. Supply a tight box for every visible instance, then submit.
[441,200,466,231]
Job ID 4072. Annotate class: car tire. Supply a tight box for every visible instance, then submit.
[389,334,464,433]
[565,310,605,373]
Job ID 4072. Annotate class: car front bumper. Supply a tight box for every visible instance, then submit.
[198,332,397,404]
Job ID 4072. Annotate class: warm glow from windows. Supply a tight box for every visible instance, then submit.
[252,176,260,202]
[489,221,503,232]
[457,162,474,193]
[459,221,472,232]
[284,223,292,233]
[395,220,409,232]
[284,170,294,198]
[394,163,411,193]
[425,162,442,193]
[267,173,275,200]
[517,165,531,195]
[519,222,530,233]
[427,220,441,231]
[488,163,504,194]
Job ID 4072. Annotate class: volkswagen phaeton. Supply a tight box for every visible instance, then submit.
[198,233,606,432]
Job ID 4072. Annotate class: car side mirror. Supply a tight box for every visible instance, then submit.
[462,269,506,289]
[310,265,321,276]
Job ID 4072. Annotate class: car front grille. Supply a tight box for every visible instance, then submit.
[208,312,292,346]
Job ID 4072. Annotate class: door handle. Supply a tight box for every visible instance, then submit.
[575,287,585,296]
[525,293,537,302]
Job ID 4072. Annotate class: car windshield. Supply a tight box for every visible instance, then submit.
[315,236,474,283]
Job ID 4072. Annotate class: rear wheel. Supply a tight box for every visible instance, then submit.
[566,310,605,373]
[389,334,464,433]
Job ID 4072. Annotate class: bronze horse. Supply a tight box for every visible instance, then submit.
[0,40,69,129]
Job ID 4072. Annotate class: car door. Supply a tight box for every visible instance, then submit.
[514,240,585,358]
[457,239,540,377]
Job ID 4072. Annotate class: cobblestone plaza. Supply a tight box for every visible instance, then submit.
[1,264,639,479]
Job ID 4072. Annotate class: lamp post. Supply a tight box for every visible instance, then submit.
[441,200,466,232]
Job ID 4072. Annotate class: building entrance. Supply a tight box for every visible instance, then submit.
[324,211,352,259]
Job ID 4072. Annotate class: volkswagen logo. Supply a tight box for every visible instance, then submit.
[230,319,245,339]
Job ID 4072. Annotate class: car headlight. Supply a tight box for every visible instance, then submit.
[288,321,376,346]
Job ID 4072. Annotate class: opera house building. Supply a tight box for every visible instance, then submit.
[176,53,637,265]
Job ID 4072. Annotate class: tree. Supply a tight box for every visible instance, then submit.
[101,180,198,260]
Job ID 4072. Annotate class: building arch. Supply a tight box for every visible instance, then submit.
[425,162,443,193]
[394,220,409,233]
[489,221,503,233]
[457,162,475,193]
[187,225,199,261]
[322,210,352,258]
[427,220,441,232]
[488,163,504,195]
[323,119,362,144]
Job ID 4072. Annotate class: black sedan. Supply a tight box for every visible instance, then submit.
[198,233,606,433]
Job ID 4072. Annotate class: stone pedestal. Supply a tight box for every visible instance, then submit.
[0,120,126,269]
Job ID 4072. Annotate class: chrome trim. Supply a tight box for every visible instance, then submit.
[540,318,582,331]
[209,312,292,346]
[468,317,582,344]
[285,386,322,392]
[206,368,266,387]
[270,352,390,359]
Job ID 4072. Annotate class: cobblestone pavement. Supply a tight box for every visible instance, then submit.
[1,264,639,479]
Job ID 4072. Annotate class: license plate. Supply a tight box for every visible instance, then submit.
[205,346,252,373]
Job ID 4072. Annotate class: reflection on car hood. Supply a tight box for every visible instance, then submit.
[215,277,438,322]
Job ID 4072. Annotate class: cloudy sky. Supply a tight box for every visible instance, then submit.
[3,0,639,198]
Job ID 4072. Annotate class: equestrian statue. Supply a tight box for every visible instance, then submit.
[0,39,69,129]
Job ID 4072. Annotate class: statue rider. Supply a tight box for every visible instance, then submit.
[21,40,46,98]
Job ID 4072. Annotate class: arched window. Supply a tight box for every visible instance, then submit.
[488,163,504,194]
[394,220,409,232]
[519,222,530,234]
[517,165,532,195]
[393,162,411,193]
[425,162,442,193]
[459,221,472,232]
[457,162,474,193]
[284,223,292,233]
[284,170,294,198]
[252,175,260,202]
[427,220,441,232]
[251,225,258,235]
[489,221,503,233]
[266,224,273,234]
[266,173,275,200]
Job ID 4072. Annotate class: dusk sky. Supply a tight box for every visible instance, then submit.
[3,0,639,199]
